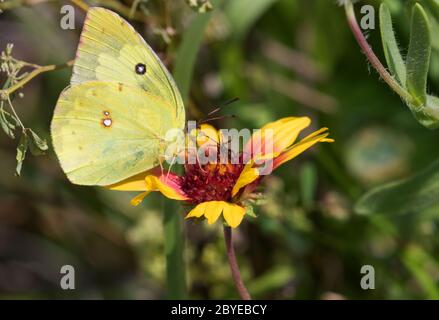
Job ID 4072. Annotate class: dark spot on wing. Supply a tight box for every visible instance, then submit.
[135,63,146,75]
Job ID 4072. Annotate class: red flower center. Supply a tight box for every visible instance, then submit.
[181,148,244,204]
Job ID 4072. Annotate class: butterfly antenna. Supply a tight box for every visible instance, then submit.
[207,107,221,117]
[207,97,240,116]
[199,114,236,125]
[200,97,240,122]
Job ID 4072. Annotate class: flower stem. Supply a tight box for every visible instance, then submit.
[344,2,413,104]
[223,226,251,300]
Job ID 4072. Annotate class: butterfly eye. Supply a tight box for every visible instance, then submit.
[135,63,147,75]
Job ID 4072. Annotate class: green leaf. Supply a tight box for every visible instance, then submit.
[27,129,49,156]
[15,133,28,176]
[379,3,407,86]
[0,107,16,139]
[355,158,439,215]
[406,3,431,107]
[245,204,257,218]
[224,0,278,40]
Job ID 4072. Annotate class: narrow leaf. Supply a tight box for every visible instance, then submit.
[0,108,16,139]
[28,129,49,156]
[355,158,439,215]
[16,133,28,176]
[406,3,431,107]
[245,204,257,217]
[379,3,407,86]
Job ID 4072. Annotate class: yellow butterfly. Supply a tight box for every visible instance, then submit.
[51,7,185,186]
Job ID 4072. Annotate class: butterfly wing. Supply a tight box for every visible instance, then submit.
[51,81,180,186]
[71,7,185,125]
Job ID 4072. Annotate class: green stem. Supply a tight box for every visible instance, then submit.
[344,2,413,104]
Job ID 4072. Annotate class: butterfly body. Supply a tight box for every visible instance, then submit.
[51,8,186,186]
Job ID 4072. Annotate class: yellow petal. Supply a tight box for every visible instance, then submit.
[223,203,246,228]
[107,171,150,191]
[232,163,260,197]
[193,124,220,147]
[144,175,188,201]
[274,128,333,169]
[130,191,151,206]
[204,201,225,224]
[186,202,208,218]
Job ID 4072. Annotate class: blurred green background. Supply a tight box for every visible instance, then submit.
[1,0,439,299]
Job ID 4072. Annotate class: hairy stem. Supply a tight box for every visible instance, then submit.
[344,2,413,104]
[223,226,251,300]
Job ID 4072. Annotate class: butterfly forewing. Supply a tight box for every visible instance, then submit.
[71,7,185,125]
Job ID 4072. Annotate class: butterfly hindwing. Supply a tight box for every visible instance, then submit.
[51,81,179,186]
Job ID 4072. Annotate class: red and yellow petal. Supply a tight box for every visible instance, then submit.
[243,117,311,162]
[144,175,188,201]
[186,201,246,228]
[107,169,188,206]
